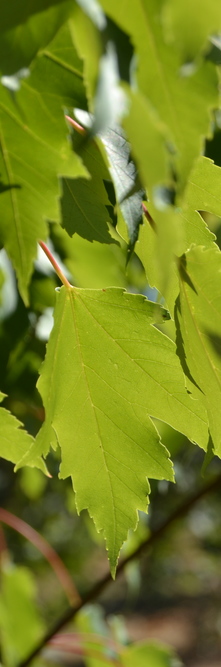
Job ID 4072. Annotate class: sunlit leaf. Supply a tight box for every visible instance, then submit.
[20,286,209,571]
[163,0,221,62]
[60,139,115,244]
[0,393,46,472]
[70,3,103,107]
[0,26,88,303]
[99,0,218,191]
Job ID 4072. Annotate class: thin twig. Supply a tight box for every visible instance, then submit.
[0,508,80,606]
[39,241,72,289]
[65,115,86,135]
[18,471,221,667]
[142,202,156,231]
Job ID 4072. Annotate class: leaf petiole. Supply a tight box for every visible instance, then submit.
[65,115,86,135]
[39,240,72,289]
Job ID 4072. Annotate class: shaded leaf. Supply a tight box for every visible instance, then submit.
[176,246,221,456]
[0,0,74,75]
[70,4,103,108]
[135,156,215,312]
[51,223,127,289]
[60,140,115,244]
[0,26,88,303]
[163,0,221,62]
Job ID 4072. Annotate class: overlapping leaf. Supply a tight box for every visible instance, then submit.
[0,0,74,75]
[70,3,103,107]
[21,287,209,571]
[51,223,126,289]
[60,139,115,244]
[135,156,216,313]
[99,0,218,192]
[176,246,221,457]
[0,393,45,471]
[184,156,221,218]
[0,23,88,303]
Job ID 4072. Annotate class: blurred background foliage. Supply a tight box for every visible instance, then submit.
[0,2,221,667]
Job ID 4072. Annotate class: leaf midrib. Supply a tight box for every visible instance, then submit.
[67,291,117,548]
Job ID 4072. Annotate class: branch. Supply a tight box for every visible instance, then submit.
[142,202,156,231]
[0,509,80,606]
[18,471,221,667]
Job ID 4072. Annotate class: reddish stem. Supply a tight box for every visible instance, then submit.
[48,641,122,666]
[65,115,86,135]
[0,508,80,606]
[39,241,72,289]
[142,202,156,231]
[50,632,121,653]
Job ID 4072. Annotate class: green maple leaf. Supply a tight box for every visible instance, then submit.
[60,138,115,244]
[176,246,221,457]
[135,156,216,313]
[99,0,218,192]
[97,122,145,252]
[20,287,208,573]
[70,3,103,107]
[0,0,74,75]
[0,393,46,472]
[163,0,221,62]
[0,23,88,304]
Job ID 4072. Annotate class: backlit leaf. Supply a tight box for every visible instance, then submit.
[135,156,216,312]
[99,0,218,191]
[0,393,46,472]
[70,3,103,107]
[22,286,209,571]
[0,26,88,303]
